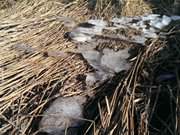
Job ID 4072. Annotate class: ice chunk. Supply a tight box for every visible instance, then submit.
[113,23,127,29]
[68,31,92,42]
[132,35,147,44]
[75,26,103,35]
[81,50,102,69]
[154,22,166,29]
[162,15,172,26]
[86,72,101,86]
[111,17,134,24]
[148,15,171,29]
[68,21,106,42]
[39,96,86,135]
[143,28,158,38]
[75,27,94,34]
[149,17,161,27]
[171,15,180,21]
[82,50,101,61]
[82,48,132,86]
[101,48,130,73]
[86,71,113,86]
[111,14,171,37]
[88,19,107,27]
[142,14,160,21]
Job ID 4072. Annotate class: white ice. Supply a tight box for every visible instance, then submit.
[132,35,147,44]
[88,19,107,27]
[171,15,180,21]
[101,48,130,73]
[86,71,114,86]
[142,14,160,21]
[69,31,92,42]
[162,15,172,26]
[81,48,131,86]
[81,50,102,70]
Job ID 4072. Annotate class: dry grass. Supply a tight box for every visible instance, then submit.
[0,0,16,9]
[0,1,92,134]
[0,0,180,135]
[121,0,152,16]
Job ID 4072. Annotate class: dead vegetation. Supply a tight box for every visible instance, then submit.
[0,0,179,135]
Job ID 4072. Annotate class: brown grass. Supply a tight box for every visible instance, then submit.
[0,0,179,135]
[121,0,152,16]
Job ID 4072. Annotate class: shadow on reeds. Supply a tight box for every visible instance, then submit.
[143,37,180,135]
[142,1,180,134]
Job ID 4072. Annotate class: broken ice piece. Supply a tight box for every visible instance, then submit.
[101,48,131,73]
[67,31,93,42]
[39,96,86,135]
[87,19,107,27]
[86,71,114,86]
[131,35,147,44]
[81,49,102,70]
[162,15,172,26]
[171,15,180,21]
[66,20,106,43]
[142,14,160,21]
[142,28,158,38]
